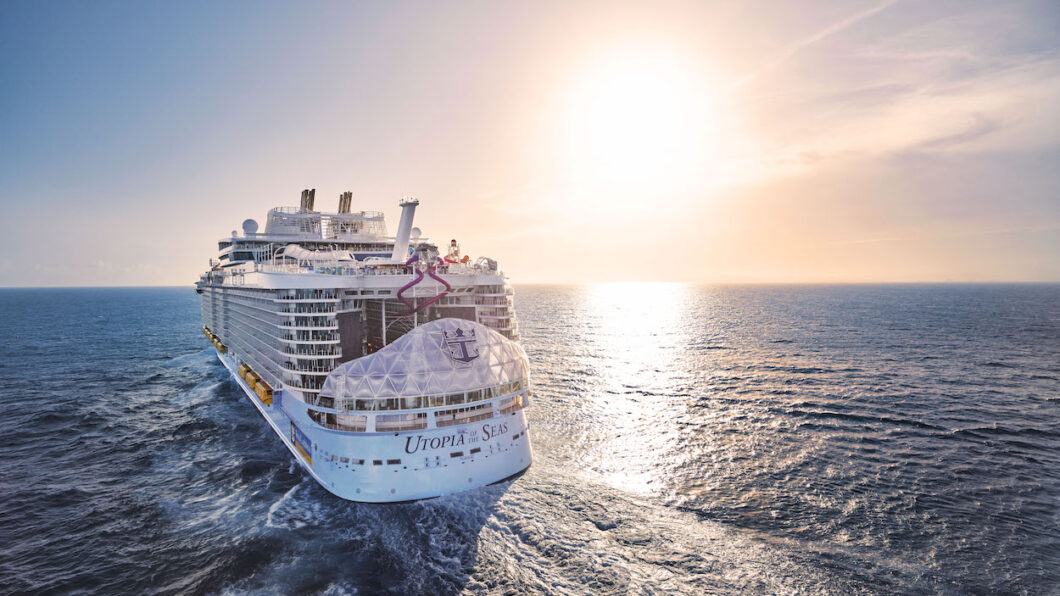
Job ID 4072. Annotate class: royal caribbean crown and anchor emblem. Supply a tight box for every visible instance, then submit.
[443,327,480,364]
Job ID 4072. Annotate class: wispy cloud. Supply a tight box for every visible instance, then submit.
[731,0,900,88]
[912,113,1002,151]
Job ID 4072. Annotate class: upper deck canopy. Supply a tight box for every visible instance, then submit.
[320,319,528,400]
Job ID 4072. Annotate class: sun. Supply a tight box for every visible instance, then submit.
[555,46,719,199]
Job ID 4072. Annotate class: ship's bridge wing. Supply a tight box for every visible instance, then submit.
[320,319,528,400]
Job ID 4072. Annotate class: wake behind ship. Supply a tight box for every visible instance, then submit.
[196,189,531,502]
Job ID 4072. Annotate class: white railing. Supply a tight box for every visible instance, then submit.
[254,262,500,277]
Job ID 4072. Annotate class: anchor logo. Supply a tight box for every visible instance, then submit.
[443,328,480,364]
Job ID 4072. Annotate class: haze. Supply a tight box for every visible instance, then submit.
[2,0,1058,286]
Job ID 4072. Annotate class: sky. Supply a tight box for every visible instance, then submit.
[1,0,1058,285]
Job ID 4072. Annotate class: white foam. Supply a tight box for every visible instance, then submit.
[163,349,216,369]
[265,482,304,529]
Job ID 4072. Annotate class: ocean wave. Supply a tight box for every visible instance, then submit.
[2,286,1059,594]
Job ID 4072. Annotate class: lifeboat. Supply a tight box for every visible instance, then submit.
[254,379,274,405]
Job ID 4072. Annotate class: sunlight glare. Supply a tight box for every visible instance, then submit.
[557,47,719,200]
[579,282,692,494]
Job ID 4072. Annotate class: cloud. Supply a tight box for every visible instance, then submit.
[913,113,1003,151]
[746,51,1060,174]
[731,0,900,88]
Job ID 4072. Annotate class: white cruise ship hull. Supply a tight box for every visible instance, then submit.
[217,351,532,503]
[198,195,531,502]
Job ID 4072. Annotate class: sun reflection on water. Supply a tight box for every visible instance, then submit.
[576,282,697,494]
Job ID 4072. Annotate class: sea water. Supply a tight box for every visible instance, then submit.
[0,284,1057,594]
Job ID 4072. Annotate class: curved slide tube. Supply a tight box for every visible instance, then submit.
[397,256,451,315]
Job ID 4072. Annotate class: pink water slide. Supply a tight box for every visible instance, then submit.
[397,256,452,315]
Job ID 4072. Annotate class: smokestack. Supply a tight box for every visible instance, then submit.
[338,191,352,214]
[306,188,316,212]
[299,189,309,212]
[390,197,419,261]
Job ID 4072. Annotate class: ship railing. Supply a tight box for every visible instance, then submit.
[229,307,285,329]
[275,290,339,300]
[279,321,338,330]
[279,306,336,314]
[256,262,501,278]
[336,380,526,413]
[303,389,529,434]
[282,331,339,342]
[225,310,289,344]
[281,362,335,374]
[226,294,288,318]
[284,378,326,391]
[307,410,369,432]
[498,393,526,416]
[283,346,341,357]
[314,420,368,433]
[375,413,429,432]
[435,403,495,428]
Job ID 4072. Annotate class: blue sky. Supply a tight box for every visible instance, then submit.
[1,0,1058,285]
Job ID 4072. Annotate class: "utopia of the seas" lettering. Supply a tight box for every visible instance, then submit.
[404,422,510,454]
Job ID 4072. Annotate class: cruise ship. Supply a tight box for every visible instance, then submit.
[196,189,531,502]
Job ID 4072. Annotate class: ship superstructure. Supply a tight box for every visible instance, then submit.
[197,189,530,502]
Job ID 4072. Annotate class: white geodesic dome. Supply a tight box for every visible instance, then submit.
[320,319,528,399]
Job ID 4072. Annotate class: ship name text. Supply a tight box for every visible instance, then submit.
[403,422,510,454]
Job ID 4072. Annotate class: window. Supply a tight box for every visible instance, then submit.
[470,448,481,454]
[373,460,383,465]
[499,394,525,415]
[436,403,494,427]
[308,409,367,432]
[450,451,463,458]
[354,399,378,411]
[376,412,427,431]
[386,459,401,465]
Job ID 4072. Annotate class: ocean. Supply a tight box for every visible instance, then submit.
[0,284,1057,594]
